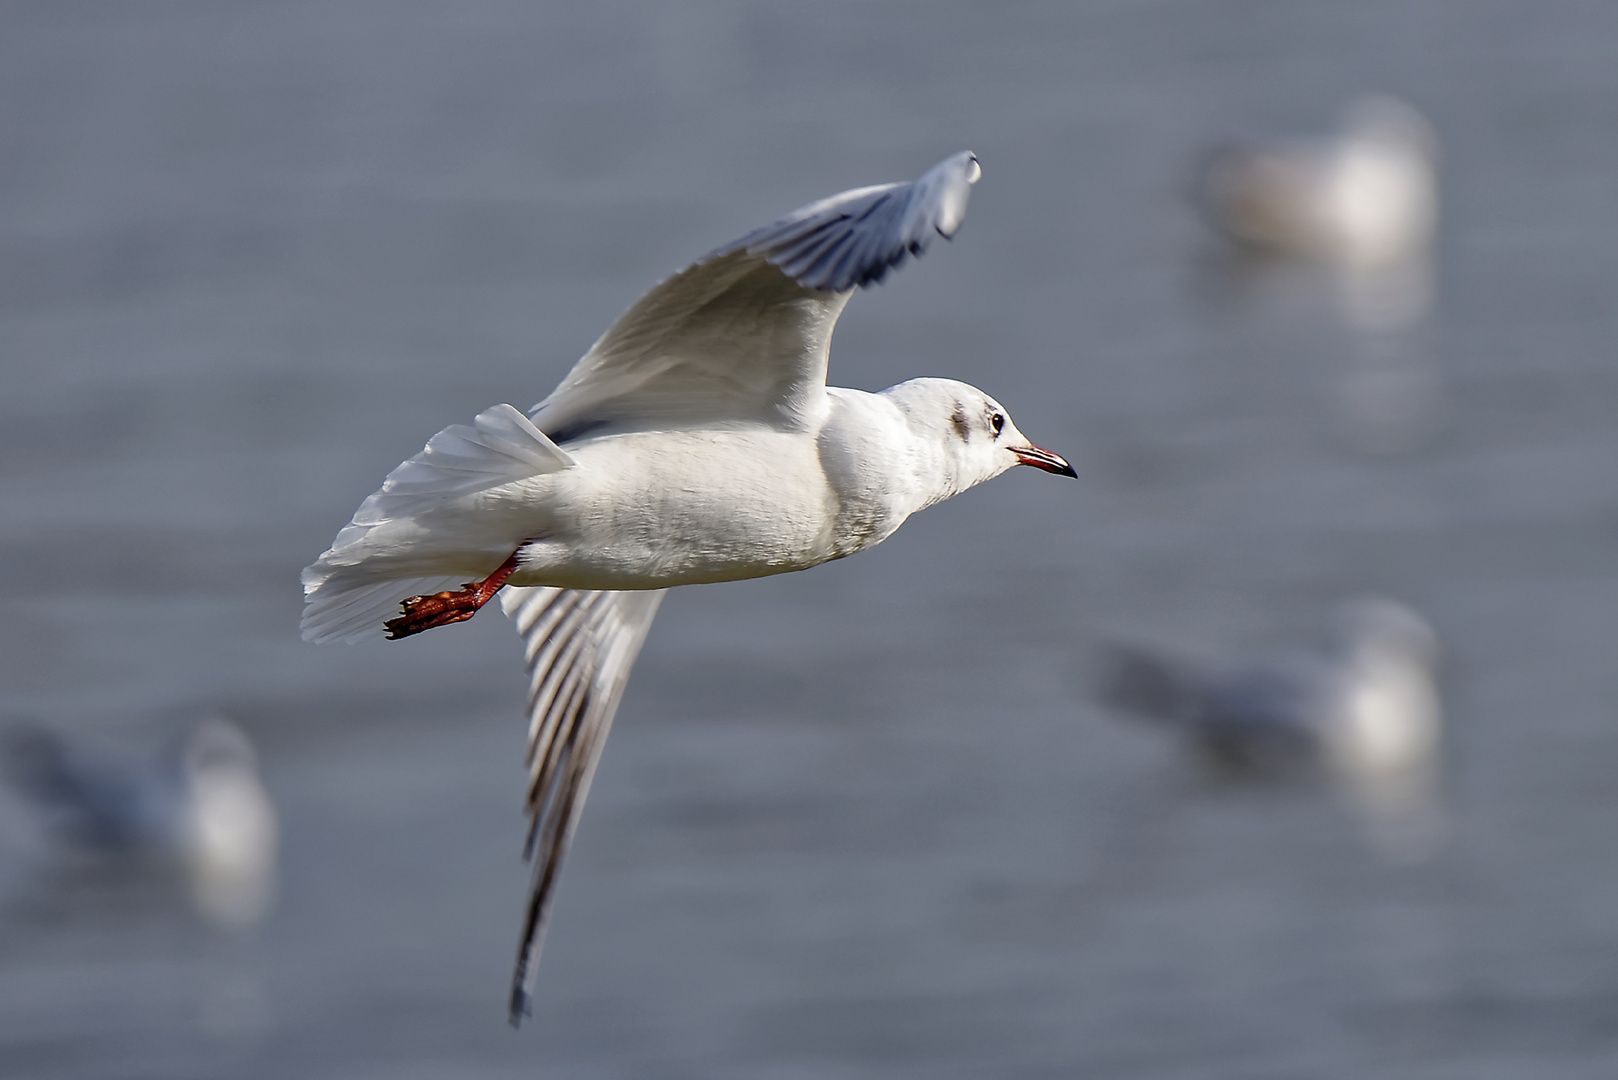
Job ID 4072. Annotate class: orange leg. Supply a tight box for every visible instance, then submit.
[384,549,524,640]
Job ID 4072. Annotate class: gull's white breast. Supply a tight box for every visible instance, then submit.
[503,426,838,590]
[495,391,917,591]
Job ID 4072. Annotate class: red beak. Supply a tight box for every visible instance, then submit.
[1011,444,1078,478]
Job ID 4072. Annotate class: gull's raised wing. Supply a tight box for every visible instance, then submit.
[499,585,666,1024]
[530,151,980,442]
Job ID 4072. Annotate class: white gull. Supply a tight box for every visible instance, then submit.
[300,151,1075,1020]
[2,718,279,928]
[1096,598,1446,861]
[1194,96,1440,269]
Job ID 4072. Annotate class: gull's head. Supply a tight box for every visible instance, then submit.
[1340,96,1440,166]
[180,719,279,928]
[1329,597,1441,673]
[882,378,1075,504]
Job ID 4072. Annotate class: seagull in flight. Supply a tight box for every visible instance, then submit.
[301,151,1075,1021]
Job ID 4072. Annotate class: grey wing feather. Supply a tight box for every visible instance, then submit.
[1097,643,1325,735]
[1201,657,1333,736]
[529,151,980,441]
[499,585,666,1024]
[717,150,981,292]
[1095,643,1208,726]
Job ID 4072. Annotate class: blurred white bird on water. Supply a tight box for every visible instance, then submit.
[1194,96,1440,332]
[1096,599,1447,863]
[300,151,1077,1020]
[1195,96,1438,269]
[1,718,279,928]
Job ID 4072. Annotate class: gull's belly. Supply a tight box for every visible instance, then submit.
[500,428,847,590]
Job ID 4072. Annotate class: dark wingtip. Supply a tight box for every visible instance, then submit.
[1095,644,1200,725]
[507,947,535,1026]
[507,986,532,1028]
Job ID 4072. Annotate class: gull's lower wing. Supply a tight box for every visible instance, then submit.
[529,151,980,441]
[499,585,666,1024]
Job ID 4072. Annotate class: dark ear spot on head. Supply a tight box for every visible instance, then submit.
[950,405,971,441]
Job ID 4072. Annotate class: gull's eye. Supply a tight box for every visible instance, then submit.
[990,412,1005,438]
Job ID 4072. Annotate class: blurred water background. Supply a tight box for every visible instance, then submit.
[3,2,1617,1077]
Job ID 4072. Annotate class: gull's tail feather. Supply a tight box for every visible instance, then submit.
[301,404,576,644]
[300,574,469,644]
[349,404,572,528]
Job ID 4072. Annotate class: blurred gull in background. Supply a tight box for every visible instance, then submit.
[1194,96,1439,270]
[1096,598,1447,863]
[1,718,279,928]
[1194,96,1441,332]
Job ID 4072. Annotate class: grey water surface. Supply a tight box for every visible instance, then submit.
[3,2,1617,1077]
